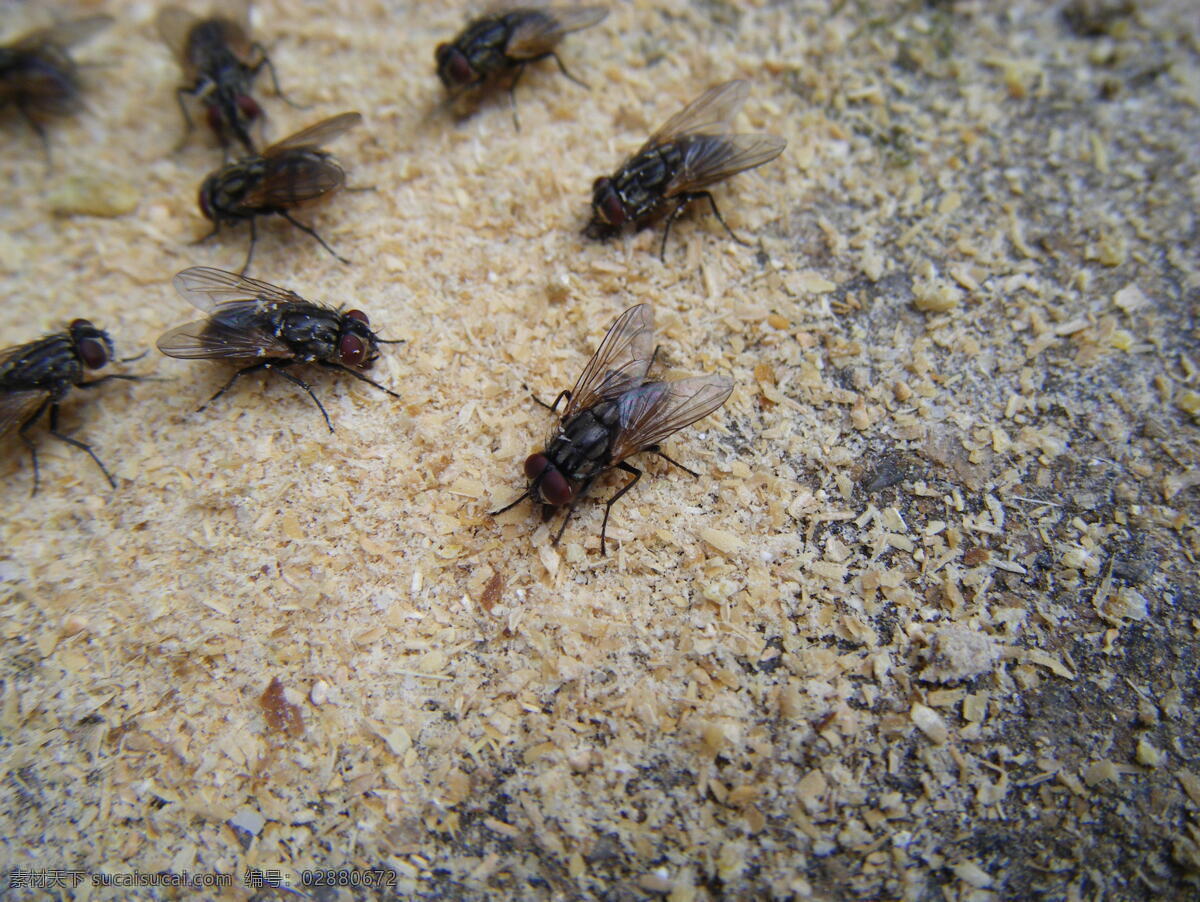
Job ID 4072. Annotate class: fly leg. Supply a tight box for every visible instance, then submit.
[317,361,400,399]
[660,198,690,261]
[173,86,196,151]
[660,191,748,261]
[693,190,749,246]
[78,373,143,389]
[240,218,258,276]
[17,101,52,164]
[551,503,577,545]
[551,477,594,545]
[490,487,532,517]
[199,360,271,413]
[647,444,699,477]
[17,398,51,496]
[251,43,307,109]
[271,365,334,433]
[507,62,526,131]
[279,211,349,266]
[46,402,116,489]
[531,389,571,412]
[599,461,642,556]
[539,51,589,88]
[191,221,222,246]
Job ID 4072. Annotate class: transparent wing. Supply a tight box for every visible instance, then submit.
[505,7,608,59]
[0,389,48,440]
[157,0,249,60]
[261,112,363,156]
[640,79,749,153]
[210,0,252,31]
[665,133,786,196]
[172,266,306,313]
[156,315,291,360]
[609,374,733,462]
[240,154,345,208]
[155,7,199,62]
[561,303,656,419]
[15,15,113,51]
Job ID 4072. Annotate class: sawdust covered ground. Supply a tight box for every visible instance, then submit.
[0,0,1198,899]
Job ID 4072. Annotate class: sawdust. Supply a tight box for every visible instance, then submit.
[1,0,1198,899]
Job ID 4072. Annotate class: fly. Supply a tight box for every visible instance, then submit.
[492,303,732,555]
[195,111,362,275]
[157,266,400,431]
[157,2,298,153]
[584,79,786,260]
[0,319,141,493]
[0,16,111,156]
[436,6,607,128]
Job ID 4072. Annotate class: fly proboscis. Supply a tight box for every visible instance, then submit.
[157,266,401,432]
[491,303,732,556]
[195,111,362,275]
[584,79,786,260]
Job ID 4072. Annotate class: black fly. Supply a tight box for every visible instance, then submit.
[492,303,732,555]
[157,266,400,431]
[195,111,362,275]
[584,80,786,260]
[158,2,297,153]
[0,16,112,155]
[436,6,607,127]
[0,320,140,493]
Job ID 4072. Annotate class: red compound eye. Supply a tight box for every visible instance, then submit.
[524,453,549,480]
[601,189,627,227]
[438,47,474,86]
[77,338,108,369]
[540,468,572,507]
[206,103,224,133]
[338,333,367,367]
[198,181,215,221]
[237,94,261,120]
[345,309,370,325]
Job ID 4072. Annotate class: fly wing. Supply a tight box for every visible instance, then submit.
[172,266,306,313]
[665,132,786,197]
[261,112,363,156]
[608,374,733,462]
[156,7,199,63]
[156,312,291,360]
[210,0,252,32]
[0,389,48,440]
[505,7,608,59]
[157,1,249,61]
[639,79,749,153]
[17,15,113,51]
[240,152,345,208]
[561,303,656,419]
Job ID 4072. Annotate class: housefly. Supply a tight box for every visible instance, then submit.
[436,6,607,127]
[157,2,295,153]
[195,111,362,275]
[157,266,400,431]
[0,320,140,493]
[584,79,786,260]
[491,303,732,555]
[0,16,112,154]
